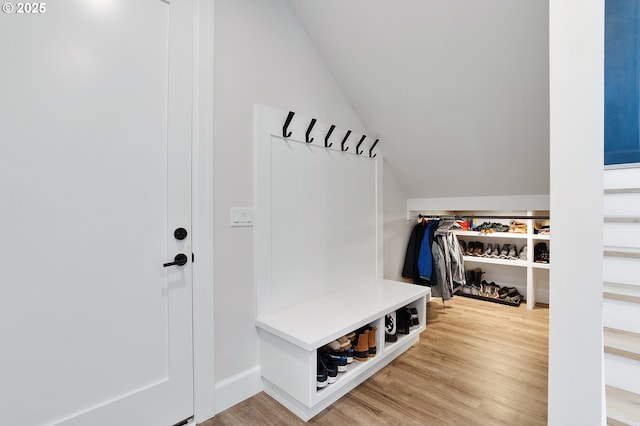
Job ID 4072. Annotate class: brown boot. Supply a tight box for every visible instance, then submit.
[354,330,369,362]
[368,326,377,357]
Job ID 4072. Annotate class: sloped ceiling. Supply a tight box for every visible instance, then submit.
[288,0,549,199]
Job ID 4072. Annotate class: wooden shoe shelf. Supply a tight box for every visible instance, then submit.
[256,280,429,421]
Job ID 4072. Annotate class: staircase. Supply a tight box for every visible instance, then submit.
[603,167,640,426]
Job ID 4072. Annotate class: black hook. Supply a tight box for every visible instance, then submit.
[369,139,379,158]
[325,125,335,148]
[305,118,317,143]
[283,111,294,138]
[341,130,351,152]
[356,135,366,155]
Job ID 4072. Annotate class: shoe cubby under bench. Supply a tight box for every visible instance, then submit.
[256,279,430,422]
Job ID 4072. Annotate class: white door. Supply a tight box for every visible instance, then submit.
[0,1,194,425]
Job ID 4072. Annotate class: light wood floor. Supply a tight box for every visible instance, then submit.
[202,295,549,426]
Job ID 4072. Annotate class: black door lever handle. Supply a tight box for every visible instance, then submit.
[163,253,188,267]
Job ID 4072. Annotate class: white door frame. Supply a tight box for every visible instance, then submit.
[192,0,216,422]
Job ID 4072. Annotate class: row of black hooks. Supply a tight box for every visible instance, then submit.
[282,111,379,158]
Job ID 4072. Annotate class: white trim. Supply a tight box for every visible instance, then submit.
[214,366,263,414]
[406,194,550,216]
[376,156,384,280]
[192,0,216,422]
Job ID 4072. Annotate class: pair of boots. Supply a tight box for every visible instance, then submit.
[464,268,484,295]
[395,306,418,335]
[352,326,377,362]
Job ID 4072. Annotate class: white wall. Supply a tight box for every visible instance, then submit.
[212,0,365,411]
[548,0,604,424]
[383,163,411,282]
[288,0,550,200]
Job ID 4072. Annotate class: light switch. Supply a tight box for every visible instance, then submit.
[230,207,254,227]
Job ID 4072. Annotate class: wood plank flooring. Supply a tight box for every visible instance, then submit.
[202,296,549,426]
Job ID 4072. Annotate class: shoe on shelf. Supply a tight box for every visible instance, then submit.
[518,246,528,261]
[482,244,493,257]
[498,286,509,299]
[470,282,481,296]
[534,242,549,263]
[354,330,370,361]
[409,307,419,326]
[318,353,338,383]
[499,244,510,258]
[324,340,341,351]
[396,308,411,335]
[473,242,484,256]
[327,352,348,373]
[465,241,475,256]
[368,326,377,357]
[491,244,500,258]
[467,269,476,286]
[504,287,522,304]
[317,358,328,388]
[459,240,467,254]
[345,346,354,363]
[479,280,489,297]
[345,331,357,347]
[337,336,351,350]
[489,282,501,298]
[508,245,517,259]
[385,312,397,343]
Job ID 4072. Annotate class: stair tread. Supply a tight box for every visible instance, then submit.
[604,328,640,361]
[604,216,640,223]
[605,188,640,194]
[607,385,640,425]
[604,246,640,258]
[604,282,640,304]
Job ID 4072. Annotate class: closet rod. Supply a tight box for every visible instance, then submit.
[418,214,550,220]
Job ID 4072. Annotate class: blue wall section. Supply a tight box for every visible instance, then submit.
[605,0,640,165]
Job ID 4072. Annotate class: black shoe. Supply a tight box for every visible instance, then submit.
[498,286,509,299]
[505,287,522,304]
[317,358,328,388]
[535,242,549,263]
[395,307,411,334]
[318,353,338,384]
[409,307,419,326]
[385,333,398,342]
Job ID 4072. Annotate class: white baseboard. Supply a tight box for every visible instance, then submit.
[214,366,263,414]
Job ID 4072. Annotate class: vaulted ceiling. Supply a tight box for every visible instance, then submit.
[288,0,549,199]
